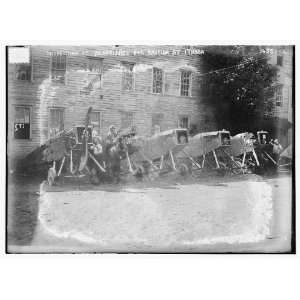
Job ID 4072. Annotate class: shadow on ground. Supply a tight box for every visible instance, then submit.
[7,176,40,247]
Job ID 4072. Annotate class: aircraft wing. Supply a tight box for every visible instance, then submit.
[129,129,187,162]
[280,144,292,159]
[230,133,254,157]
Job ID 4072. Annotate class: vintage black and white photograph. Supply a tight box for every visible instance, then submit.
[6,45,294,253]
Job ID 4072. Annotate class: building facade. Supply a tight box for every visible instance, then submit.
[7,45,216,167]
[264,46,293,145]
[267,46,293,118]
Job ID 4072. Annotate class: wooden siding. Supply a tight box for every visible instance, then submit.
[7,46,216,164]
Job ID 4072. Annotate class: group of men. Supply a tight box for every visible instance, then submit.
[90,125,119,156]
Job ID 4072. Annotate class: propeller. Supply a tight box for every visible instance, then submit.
[79,107,93,172]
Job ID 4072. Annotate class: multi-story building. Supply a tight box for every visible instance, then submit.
[264,46,293,145]
[7,45,216,169]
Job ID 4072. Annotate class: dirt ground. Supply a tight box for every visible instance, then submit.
[6,171,293,253]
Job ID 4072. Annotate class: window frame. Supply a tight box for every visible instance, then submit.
[48,107,65,139]
[13,105,32,140]
[14,46,33,82]
[87,56,103,87]
[122,62,135,91]
[152,67,164,94]
[90,110,102,135]
[15,63,32,81]
[178,115,190,129]
[276,55,283,67]
[120,111,134,129]
[86,56,103,74]
[50,52,67,84]
[199,76,210,97]
[180,70,192,97]
[151,113,164,134]
[275,85,283,107]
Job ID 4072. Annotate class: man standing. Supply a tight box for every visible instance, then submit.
[91,130,103,157]
[105,125,120,157]
[105,125,122,183]
[271,139,283,162]
[106,125,118,144]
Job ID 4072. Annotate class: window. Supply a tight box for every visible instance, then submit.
[177,130,188,144]
[90,111,101,135]
[151,113,164,134]
[153,67,163,94]
[9,46,31,81]
[51,53,67,83]
[84,57,103,92]
[49,108,64,138]
[275,86,283,107]
[121,111,134,129]
[16,63,31,81]
[180,70,192,96]
[87,57,103,73]
[277,55,283,66]
[178,115,189,129]
[264,99,274,116]
[200,77,210,97]
[122,62,134,91]
[14,106,31,139]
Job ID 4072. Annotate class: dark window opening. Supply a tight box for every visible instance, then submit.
[87,57,103,73]
[152,113,164,134]
[275,85,283,107]
[200,78,213,97]
[122,62,134,91]
[277,55,283,66]
[16,63,31,81]
[121,111,134,129]
[153,68,163,94]
[85,57,103,91]
[177,130,188,144]
[49,108,64,138]
[178,116,189,129]
[180,71,191,96]
[90,111,101,135]
[14,106,30,139]
[51,53,67,83]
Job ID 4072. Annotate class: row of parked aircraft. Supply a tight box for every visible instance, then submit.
[18,107,291,185]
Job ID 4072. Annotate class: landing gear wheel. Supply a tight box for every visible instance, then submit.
[90,168,100,185]
[148,167,160,181]
[215,162,227,176]
[231,160,244,175]
[178,163,190,176]
[133,164,145,179]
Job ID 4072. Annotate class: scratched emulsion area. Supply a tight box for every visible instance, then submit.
[38,180,273,251]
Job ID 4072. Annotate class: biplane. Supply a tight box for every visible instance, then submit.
[124,128,190,178]
[177,130,243,175]
[17,107,284,185]
[229,130,280,174]
[43,107,109,185]
[229,132,259,172]
[18,107,122,185]
[252,130,278,172]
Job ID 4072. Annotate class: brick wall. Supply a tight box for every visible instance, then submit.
[7,46,216,165]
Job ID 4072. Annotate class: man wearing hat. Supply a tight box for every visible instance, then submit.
[106,125,118,144]
[104,125,120,156]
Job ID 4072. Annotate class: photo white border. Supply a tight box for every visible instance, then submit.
[1,0,299,299]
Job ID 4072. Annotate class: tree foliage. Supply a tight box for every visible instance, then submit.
[199,46,278,134]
